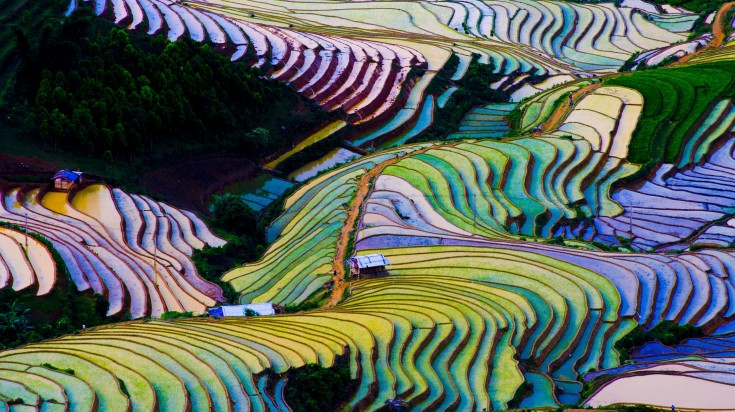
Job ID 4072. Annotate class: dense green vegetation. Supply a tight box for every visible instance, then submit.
[506,381,533,409]
[211,193,260,239]
[0,0,68,101]
[283,355,356,412]
[614,321,704,363]
[160,311,194,320]
[284,289,330,313]
[0,223,112,349]
[605,62,735,167]
[193,194,263,303]
[3,5,329,166]
[193,187,298,303]
[408,54,508,143]
[646,0,725,13]
[193,243,253,304]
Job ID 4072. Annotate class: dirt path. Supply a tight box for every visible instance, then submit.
[326,145,433,307]
[712,2,735,47]
[325,79,596,305]
[539,82,601,133]
[541,3,735,131]
[677,2,735,64]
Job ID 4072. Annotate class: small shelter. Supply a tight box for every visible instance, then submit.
[52,170,83,191]
[349,254,390,278]
[208,302,275,318]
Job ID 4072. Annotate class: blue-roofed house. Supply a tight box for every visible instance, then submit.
[52,169,83,191]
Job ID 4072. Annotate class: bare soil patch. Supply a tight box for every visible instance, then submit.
[141,154,258,214]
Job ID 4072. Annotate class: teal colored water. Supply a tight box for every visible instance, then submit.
[518,372,558,408]
[382,96,435,148]
[216,173,294,211]
[437,86,457,108]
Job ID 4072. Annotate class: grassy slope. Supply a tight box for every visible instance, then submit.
[604,61,735,167]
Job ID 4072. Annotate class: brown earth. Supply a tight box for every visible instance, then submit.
[677,2,735,64]
[540,82,602,133]
[711,2,735,47]
[140,154,258,214]
[0,152,58,184]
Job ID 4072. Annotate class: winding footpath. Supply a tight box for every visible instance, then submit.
[327,145,435,306]
[540,82,602,133]
[677,1,735,64]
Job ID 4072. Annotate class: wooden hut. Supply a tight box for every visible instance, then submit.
[349,254,390,278]
[52,170,83,191]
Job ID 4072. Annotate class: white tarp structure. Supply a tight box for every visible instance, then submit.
[208,302,275,317]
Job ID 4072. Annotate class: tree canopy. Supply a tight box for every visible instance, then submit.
[9,9,330,161]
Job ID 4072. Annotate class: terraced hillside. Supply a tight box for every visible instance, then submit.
[9,0,735,411]
[0,244,629,410]
[448,102,515,140]
[223,83,645,305]
[72,0,698,150]
[13,237,735,410]
[0,226,56,296]
[558,137,735,250]
[604,62,735,166]
[223,144,432,306]
[585,334,735,409]
[214,69,735,408]
[0,184,226,318]
[360,86,642,240]
[71,0,429,132]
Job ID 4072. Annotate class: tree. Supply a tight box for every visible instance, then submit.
[212,193,258,237]
[242,127,271,151]
[14,17,328,160]
[284,356,356,412]
[0,300,34,346]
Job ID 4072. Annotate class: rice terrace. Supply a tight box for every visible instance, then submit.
[4,0,735,410]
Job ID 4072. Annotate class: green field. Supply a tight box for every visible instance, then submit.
[605,62,735,166]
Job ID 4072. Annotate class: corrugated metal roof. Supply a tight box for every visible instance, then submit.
[208,302,275,317]
[52,170,82,182]
[350,254,390,269]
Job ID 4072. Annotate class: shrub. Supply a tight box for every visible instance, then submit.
[614,321,704,363]
[42,363,75,375]
[211,193,258,238]
[407,54,508,144]
[160,311,194,320]
[284,355,356,412]
[284,301,322,314]
[507,380,533,409]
